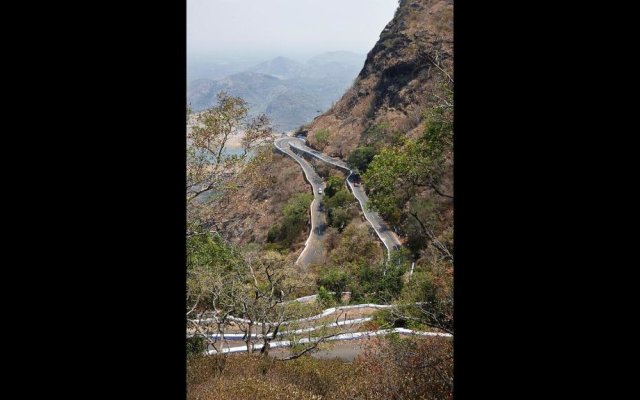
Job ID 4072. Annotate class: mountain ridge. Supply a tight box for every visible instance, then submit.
[303,0,454,158]
[187,51,366,131]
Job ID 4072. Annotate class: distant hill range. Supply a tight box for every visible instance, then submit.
[187,52,365,131]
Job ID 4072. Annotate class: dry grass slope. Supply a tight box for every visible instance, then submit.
[188,336,452,400]
[215,148,311,248]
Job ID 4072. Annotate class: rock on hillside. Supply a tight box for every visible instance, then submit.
[304,0,453,158]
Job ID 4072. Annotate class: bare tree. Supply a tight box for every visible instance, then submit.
[186,92,273,229]
[188,245,365,359]
[230,251,338,358]
[392,256,453,335]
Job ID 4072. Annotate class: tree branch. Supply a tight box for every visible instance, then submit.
[409,211,453,262]
[428,182,453,199]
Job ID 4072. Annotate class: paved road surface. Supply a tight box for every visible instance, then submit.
[285,138,402,257]
[274,136,327,265]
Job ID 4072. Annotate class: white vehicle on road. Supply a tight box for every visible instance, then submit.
[318,188,323,195]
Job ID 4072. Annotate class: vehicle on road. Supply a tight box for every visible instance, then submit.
[318,188,323,195]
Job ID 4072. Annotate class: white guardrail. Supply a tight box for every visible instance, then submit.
[205,328,452,355]
[189,303,394,326]
[191,317,373,341]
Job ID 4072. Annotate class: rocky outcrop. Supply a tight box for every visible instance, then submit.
[305,0,453,158]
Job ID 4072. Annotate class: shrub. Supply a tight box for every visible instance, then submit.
[280,192,313,247]
[323,175,344,197]
[186,335,207,356]
[324,188,357,230]
[263,242,285,252]
[317,285,335,308]
[266,225,280,242]
[318,267,352,301]
[328,207,349,230]
[347,146,377,173]
[314,129,330,146]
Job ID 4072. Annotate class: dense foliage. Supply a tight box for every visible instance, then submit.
[318,175,358,231]
[362,106,453,260]
[347,145,377,173]
[266,192,314,248]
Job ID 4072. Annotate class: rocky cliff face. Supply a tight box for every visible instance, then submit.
[210,0,453,251]
[305,0,453,158]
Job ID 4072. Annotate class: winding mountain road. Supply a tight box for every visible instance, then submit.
[274,135,402,263]
[274,137,327,265]
[191,139,433,360]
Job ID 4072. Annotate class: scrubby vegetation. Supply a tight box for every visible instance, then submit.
[314,129,330,147]
[363,105,453,263]
[266,192,314,249]
[318,260,405,304]
[321,176,359,231]
[187,1,454,397]
[187,335,453,400]
[346,145,377,173]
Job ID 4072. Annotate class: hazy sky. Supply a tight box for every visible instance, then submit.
[188,0,398,60]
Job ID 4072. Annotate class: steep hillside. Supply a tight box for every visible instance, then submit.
[214,149,310,247]
[305,0,453,158]
[204,0,454,261]
[301,0,454,264]
[187,3,454,397]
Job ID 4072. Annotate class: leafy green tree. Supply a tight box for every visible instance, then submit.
[392,259,453,334]
[347,146,377,173]
[403,198,439,254]
[319,258,405,305]
[318,266,352,301]
[317,285,336,308]
[186,228,245,353]
[362,122,390,146]
[321,182,357,230]
[362,109,453,260]
[263,193,313,249]
[355,262,405,304]
[281,192,313,247]
[328,207,350,230]
[187,235,341,358]
[324,189,352,210]
[323,175,344,197]
[187,228,242,311]
[186,335,207,356]
[266,225,280,243]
